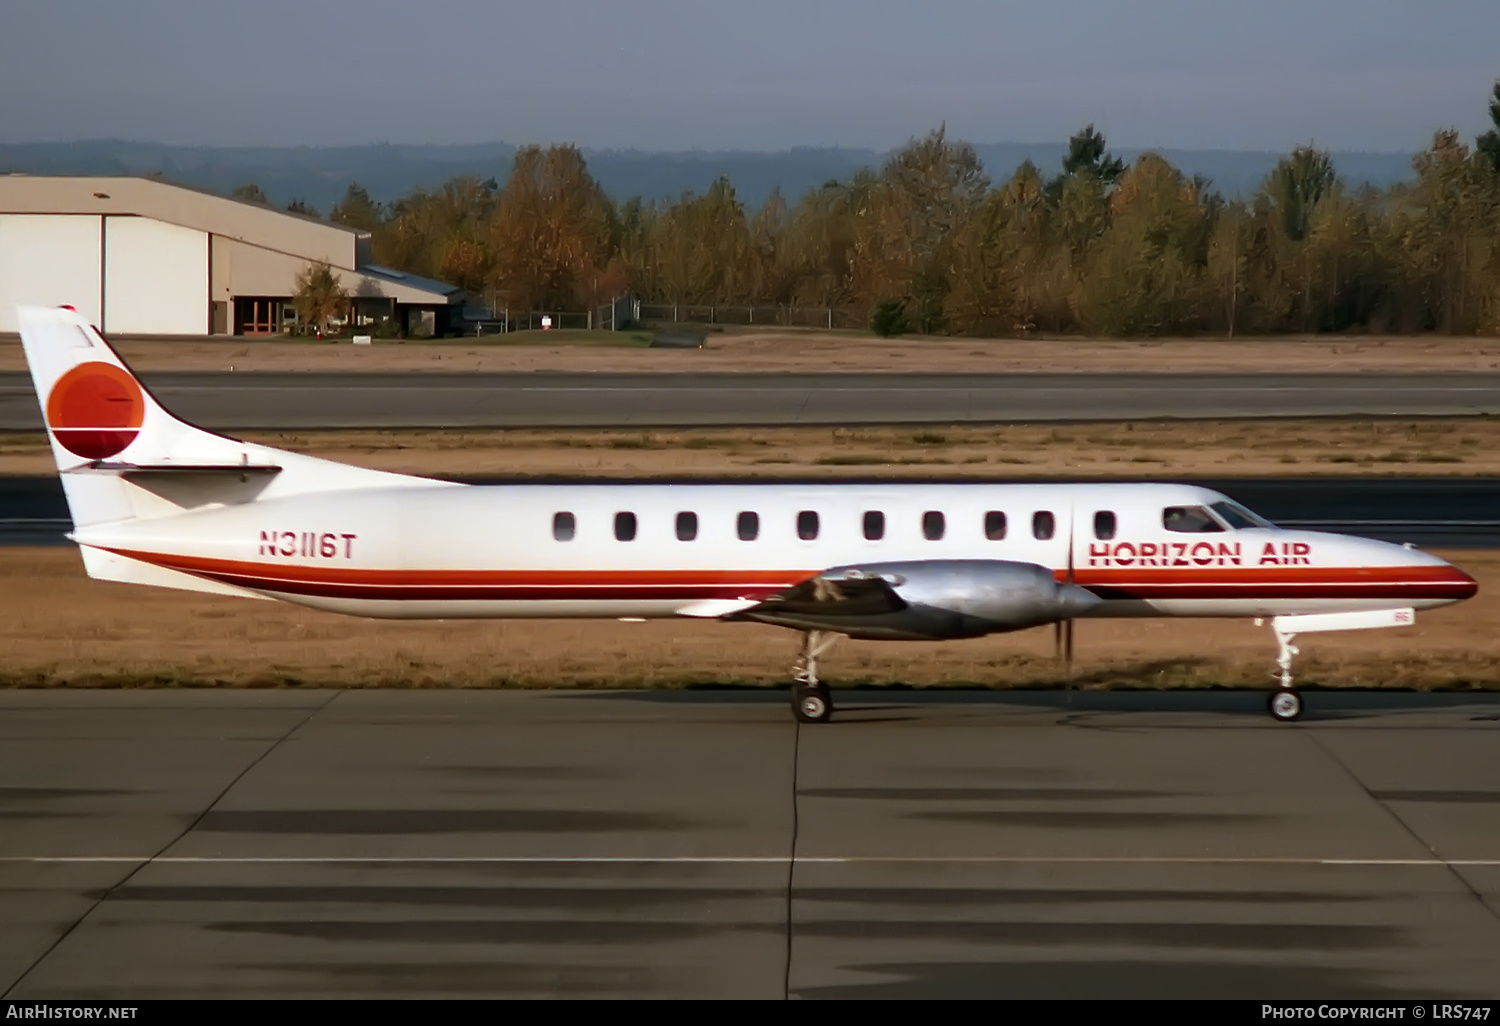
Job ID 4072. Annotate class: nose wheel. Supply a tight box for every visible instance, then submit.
[1268,689,1303,722]
[794,684,833,723]
[790,630,837,724]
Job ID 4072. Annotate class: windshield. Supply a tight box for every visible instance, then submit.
[1211,500,1274,529]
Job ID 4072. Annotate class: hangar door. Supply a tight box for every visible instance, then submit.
[0,215,102,333]
[103,217,209,334]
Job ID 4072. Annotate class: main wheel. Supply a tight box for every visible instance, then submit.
[1268,689,1303,722]
[793,685,833,724]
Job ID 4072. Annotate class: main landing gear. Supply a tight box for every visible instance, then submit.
[791,630,838,724]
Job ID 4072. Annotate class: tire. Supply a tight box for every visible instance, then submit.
[1268,690,1303,722]
[793,686,833,724]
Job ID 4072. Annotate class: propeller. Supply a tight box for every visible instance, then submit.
[1055,510,1077,678]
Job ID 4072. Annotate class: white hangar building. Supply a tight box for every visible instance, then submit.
[0,175,461,336]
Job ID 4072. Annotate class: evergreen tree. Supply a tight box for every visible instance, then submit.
[331,183,385,231]
[231,183,270,206]
[1477,80,1500,174]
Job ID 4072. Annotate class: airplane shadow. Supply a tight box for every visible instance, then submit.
[560,686,1500,723]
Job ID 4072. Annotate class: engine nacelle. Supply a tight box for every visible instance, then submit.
[745,559,1100,640]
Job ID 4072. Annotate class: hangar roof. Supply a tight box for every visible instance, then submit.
[0,175,461,305]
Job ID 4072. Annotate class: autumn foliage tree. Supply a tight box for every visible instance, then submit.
[488,145,616,312]
[337,80,1500,338]
[292,262,348,335]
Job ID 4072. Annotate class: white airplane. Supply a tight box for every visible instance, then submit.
[16,305,1479,723]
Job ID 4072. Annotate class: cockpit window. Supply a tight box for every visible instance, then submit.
[1211,500,1273,529]
[1163,506,1224,533]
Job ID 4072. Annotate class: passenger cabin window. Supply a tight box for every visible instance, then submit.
[1163,506,1224,533]
[797,510,819,540]
[552,512,575,542]
[614,511,637,541]
[863,510,885,540]
[922,510,945,541]
[1094,510,1117,540]
[675,511,698,541]
[984,511,1007,541]
[1033,511,1056,540]
[737,511,760,541]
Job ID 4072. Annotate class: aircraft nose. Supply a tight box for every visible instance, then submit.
[1440,563,1480,601]
[1382,541,1480,602]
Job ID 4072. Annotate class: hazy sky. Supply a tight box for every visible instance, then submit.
[2,0,1497,152]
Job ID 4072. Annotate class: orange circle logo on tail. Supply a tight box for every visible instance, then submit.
[45,362,145,459]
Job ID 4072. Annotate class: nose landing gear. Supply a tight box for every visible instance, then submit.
[1257,607,1415,723]
[791,630,837,724]
[1268,623,1304,722]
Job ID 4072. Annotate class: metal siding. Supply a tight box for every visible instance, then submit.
[0,214,103,332]
[103,216,209,334]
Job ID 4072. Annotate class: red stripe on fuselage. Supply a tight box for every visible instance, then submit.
[97,547,1477,604]
[99,547,816,602]
[1058,565,1477,602]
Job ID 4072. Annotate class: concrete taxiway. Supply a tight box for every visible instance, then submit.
[2,689,1498,999]
[5,371,1500,429]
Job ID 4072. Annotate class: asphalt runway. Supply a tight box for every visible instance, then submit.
[5,371,1500,429]
[2,689,1498,999]
[7,476,1500,547]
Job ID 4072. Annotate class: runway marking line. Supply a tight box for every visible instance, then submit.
[7,856,1500,866]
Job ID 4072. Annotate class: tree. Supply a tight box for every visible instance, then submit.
[869,298,908,336]
[651,177,753,306]
[375,176,497,285]
[1061,124,1126,184]
[285,199,320,219]
[1073,154,1209,335]
[1399,130,1499,333]
[1477,80,1500,174]
[1265,146,1336,242]
[488,145,615,311]
[292,263,348,336]
[231,183,270,205]
[331,183,385,231]
[847,125,989,331]
[1206,202,1251,335]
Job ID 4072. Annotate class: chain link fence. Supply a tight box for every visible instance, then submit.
[459,297,863,335]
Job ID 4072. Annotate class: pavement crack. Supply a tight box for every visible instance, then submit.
[784,715,801,1001]
[0,692,342,999]
[1306,730,1500,930]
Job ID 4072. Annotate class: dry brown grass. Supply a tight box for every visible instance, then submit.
[1,547,1495,691]
[5,329,1500,375]
[1,419,1496,478]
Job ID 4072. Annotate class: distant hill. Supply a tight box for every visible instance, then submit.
[0,139,1418,213]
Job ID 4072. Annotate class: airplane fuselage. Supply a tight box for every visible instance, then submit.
[74,480,1476,623]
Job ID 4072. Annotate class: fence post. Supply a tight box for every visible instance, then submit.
[710,305,714,325]
[673,304,678,322]
[749,304,754,325]
[828,308,832,330]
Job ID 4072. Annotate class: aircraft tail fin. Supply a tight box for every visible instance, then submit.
[16,304,434,531]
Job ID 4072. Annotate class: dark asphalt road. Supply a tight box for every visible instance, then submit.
[3,476,1497,547]
[2,689,1498,999]
[5,371,1500,429]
